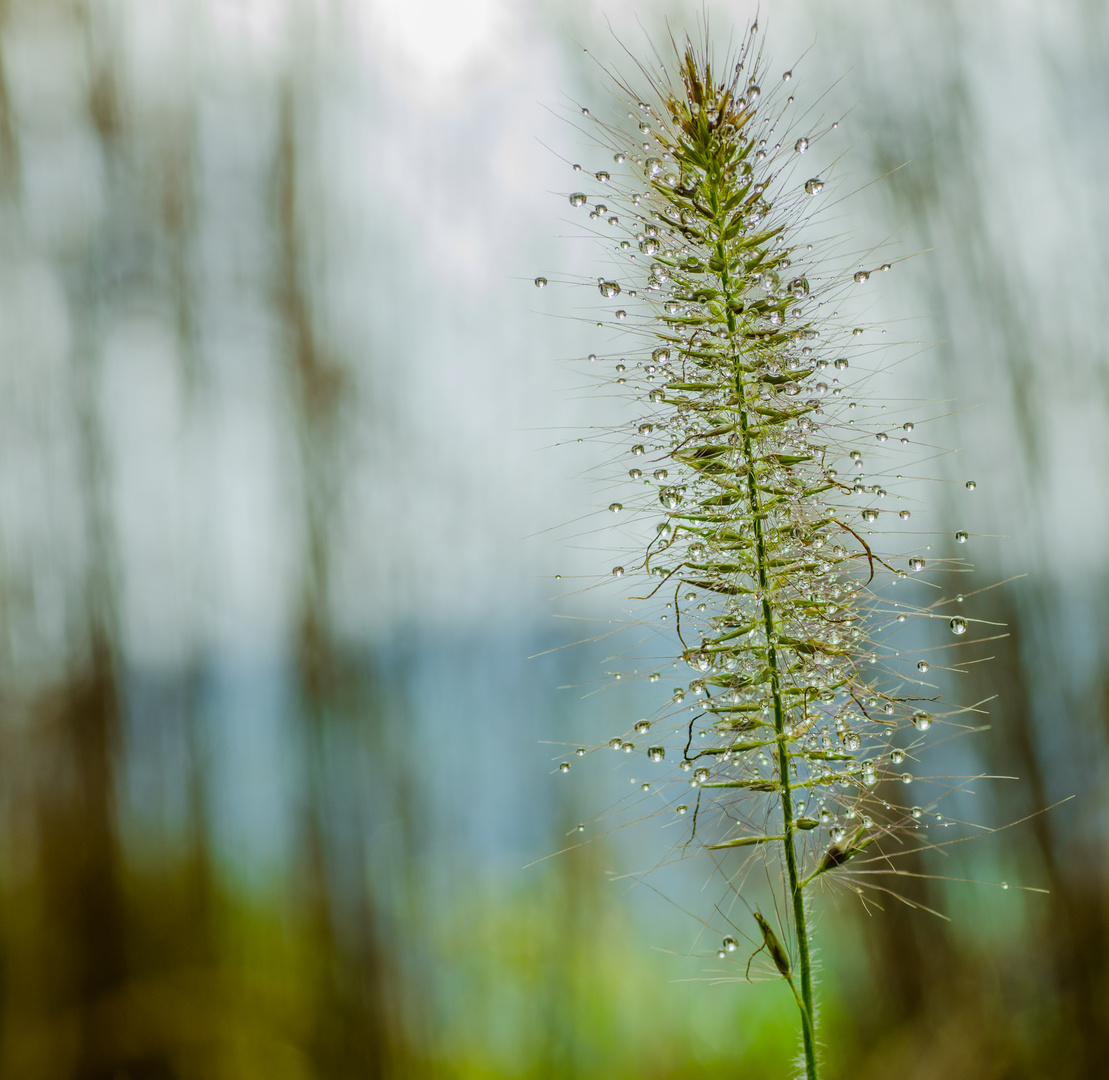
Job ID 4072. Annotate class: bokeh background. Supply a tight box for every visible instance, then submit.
[0,0,1105,1077]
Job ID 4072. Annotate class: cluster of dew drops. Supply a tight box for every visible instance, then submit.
[537,51,987,908]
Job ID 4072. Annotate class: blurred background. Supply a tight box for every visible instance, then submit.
[0,0,1105,1077]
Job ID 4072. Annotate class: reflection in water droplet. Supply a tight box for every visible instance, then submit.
[830,826,847,844]
[861,508,878,523]
[901,773,913,784]
[723,936,739,952]
[595,171,610,183]
[677,805,688,815]
[854,270,870,283]
[611,566,624,578]
[965,480,977,490]
[955,531,968,543]
[635,720,650,734]
[949,617,968,635]
[629,468,642,479]
[795,137,809,152]
[916,660,930,673]
[599,280,621,298]
[909,557,925,572]
[608,503,623,513]
[912,712,932,731]
[899,510,911,521]
[648,746,665,762]
[891,749,905,765]
[614,152,626,164]
[631,444,645,456]
[559,762,570,773]
[622,742,634,753]
[609,737,623,749]
[569,192,587,208]
[804,177,824,194]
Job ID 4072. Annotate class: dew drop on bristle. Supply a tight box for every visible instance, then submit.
[608,503,623,513]
[854,270,870,283]
[804,177,824,195]
[912,712,932,731]
[723,936,739,952]
[569,192,586,207]
[955,531,969,543]
[595,171,610,183]
[965,480,977,490]
[795,136,809,152]
[635,720,650,734]
[648,746,665,762]
[534,277,547,288]
[599,280,621,298]
[909,557,925,572]
[612,566,624,577]
[559,762,570,773]
[949,617,968,635]
[917,661,930,673]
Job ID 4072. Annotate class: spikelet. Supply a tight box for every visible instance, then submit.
[540,21,990,1080]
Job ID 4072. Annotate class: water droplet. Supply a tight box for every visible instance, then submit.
[876,432,888,442]
[659,486,682,510]
[693,767,710,784]
[804,177,824,194]
[646,746,666,763]
[843,732,861,751]
[949,617,968,635]
[609,737,623,749]
[534,276,547,288]
[569,192,587,207]
[912,711,932,731]
[631,444,645,456]
[965,480,977,491]
[634,720,651,735]
[614,152,626,164]
[783,70,792,82]
[830,826,847,844]
[638,422,654,435]
[916,660,930,673]
[622,742,634,753]
[559,762,571,772]
[1000,881,1009,890]
[599,280,621,298]
[676,805,688,815]
[956,594,964,603]
[899,510,911,521]
[611,566,624,578]
[629,468,643,480]
[653,468,668,480]
[649,388,665,403]
[615,309,627,320]
[901,772,913,784]
[861,508,878,523]
[595,171,610,183]
[890,749,905,765]
[908,557,925,572]
[645,157,662,176]
[608,503,623,513]
[723,936,739,952]
[854,270,870,284]
[834,358,849,370]
[639,237,659,255]
[581,107,590,116]
[648,672,660,683]
[795,136,809,153]
[852,327,864,336]
[955,531,968,543]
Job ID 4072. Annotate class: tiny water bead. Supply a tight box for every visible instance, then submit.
[559,762,571,773]
[911,806,923,819]
[676,805,688,815]
[795,136,809,152]
[949,616,968,635]
[576,747,586,756]
[916,661,930,673]
[534,276,547,288]
[609,503,623,513]
[829,826,847,844]
[909,557,926,572]
[629,468,642,479]
[569,192,586,207]
[622,742,635,753]
[901,773,913,784]
[631,444,645,455]
[595,170,610,183]
[804,177,824,195]
[899,510,911,521]
[635,720,651,734]
[612,566,625,577]
[609,737,623,749]
[853,270,870,284]
[861,508,878,523]
[613,152,626,164]
[723,936,739,952]
[955,531,969,543]
[965,480,977,490]
[648,746,665,762]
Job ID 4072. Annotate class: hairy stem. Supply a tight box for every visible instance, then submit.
[720,244,818,1079]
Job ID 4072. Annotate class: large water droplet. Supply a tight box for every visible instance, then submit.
[949,617,968,635]
[965,480,977,491]
[955,531,968,543]
[804,177,824,195]
[908,557,926,572]
[608,502,623,513]
[861,508,878,523]
[595,171,610,183]
[612,566,625,577]
[569,192,587,207]
[648,746,665,762]
[916,660,930,673]
[645,157,662,176]
[723,936,739,952]
[609,737,623,749]
[640,238,659,255]
[890,749,905,765]
[635,720,650,734]
[912,711,932,731]
[795,137,809,153]
[854,270,870,284]
[559,762,571,773]
[599,280,621,298]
